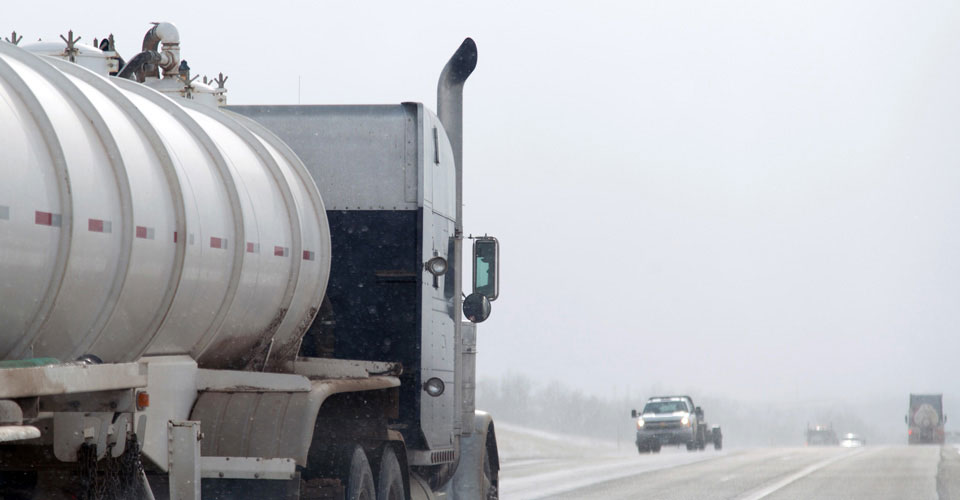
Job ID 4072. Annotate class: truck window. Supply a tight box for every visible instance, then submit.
[642,401,689,414]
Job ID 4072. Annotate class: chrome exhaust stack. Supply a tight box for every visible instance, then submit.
[437,37,477,337]
[437,39,478,448]
[437,37,478,232]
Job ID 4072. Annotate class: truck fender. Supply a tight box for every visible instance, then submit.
[448,411,499,499]
[190,375,400,465]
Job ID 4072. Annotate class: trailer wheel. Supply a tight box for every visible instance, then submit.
[376,446,403,500]
[652,443,661,453]
[686,442,696,451]
[345,446,376,500]
[637,445,649,454]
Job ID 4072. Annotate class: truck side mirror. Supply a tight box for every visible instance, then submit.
[473,237,499,301]
[463,293,491,323]
[904,415,908,424]
[696,406,703,416]
[631,409,637,419]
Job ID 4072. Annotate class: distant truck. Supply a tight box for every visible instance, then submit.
[906,393,946,444]
[631,396,722,453]
[805,424,839,446]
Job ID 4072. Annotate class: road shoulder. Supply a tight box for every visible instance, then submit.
[938,445,960,500]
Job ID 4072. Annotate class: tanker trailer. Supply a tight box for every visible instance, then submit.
[0,22,499,500]
[906,393,946,445]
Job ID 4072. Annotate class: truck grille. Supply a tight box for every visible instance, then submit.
[646,421,681,430]
[431,450,455,464]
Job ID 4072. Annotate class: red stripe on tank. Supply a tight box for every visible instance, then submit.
[35,211,52,225]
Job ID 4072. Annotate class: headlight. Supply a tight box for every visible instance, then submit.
[681,415,690,426]
[636,418,645,429]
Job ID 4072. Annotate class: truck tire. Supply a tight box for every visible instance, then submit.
[637,445,649,454]
[686,442,696,451]
[376,446,403,500]
[652,443,661,453]
[482,436,499,500]
[345,446,376,500]
[714,437,723,451]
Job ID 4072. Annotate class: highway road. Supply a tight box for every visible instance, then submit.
[500,444,960,499]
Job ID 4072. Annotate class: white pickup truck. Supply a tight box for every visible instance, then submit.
[631,395,722,453]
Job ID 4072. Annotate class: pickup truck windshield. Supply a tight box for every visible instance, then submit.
[642,401,689,414]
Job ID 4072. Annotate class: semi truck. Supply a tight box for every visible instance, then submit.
[906,394,946,445]
[0,22,500,500]
[631,395,722,453]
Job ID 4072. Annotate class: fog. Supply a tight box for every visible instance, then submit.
[479,372,915,446]
[8,1,960,441]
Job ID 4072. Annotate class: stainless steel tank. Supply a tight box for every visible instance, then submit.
[0,40,330,369]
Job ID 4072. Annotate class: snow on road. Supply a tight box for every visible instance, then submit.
[497,423,723,499]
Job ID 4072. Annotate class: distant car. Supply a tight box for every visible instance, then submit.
[805,425,839,446]
[840,433,865,447]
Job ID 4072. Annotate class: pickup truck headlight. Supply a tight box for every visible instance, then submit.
[636,418,645,429]
[681,415,690,426]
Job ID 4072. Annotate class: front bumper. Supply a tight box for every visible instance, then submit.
[636,426,695,446]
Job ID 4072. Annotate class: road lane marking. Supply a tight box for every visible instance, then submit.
[501,453,722,500]
[735,448,870,500]
[503,458,555,468]
[720,474,737,482]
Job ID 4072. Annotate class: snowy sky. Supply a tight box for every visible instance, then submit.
[8,1,960,412]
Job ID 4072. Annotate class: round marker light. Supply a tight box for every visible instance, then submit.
[423,377,445,397]
[425,256,448,276]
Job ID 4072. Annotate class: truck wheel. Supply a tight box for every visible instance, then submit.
[482,438,499,500]
[652,443,661,453]
[376,446,403,500]
[686,442,695,451]
[714,437,722,451]
[345,446,376,500]
[637,445,648,454]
